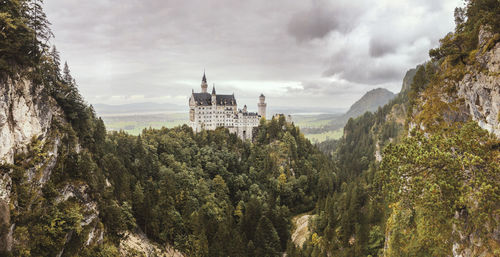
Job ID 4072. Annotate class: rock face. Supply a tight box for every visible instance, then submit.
[0,75,184,255]
[119,232,185,257]
[457,28,500,137]
[291,214,315,249]
[0,76,63,252]
[0,76,60,164]
[400,67,417,93]
[0,76,101,254]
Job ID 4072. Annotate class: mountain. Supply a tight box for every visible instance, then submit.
[343,88,395,120]
[298,87,397,135]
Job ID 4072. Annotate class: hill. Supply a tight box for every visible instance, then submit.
[343,88,395,121]
[296,87,397,142]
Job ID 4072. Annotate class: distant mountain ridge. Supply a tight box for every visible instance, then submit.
[343,88,395,121]
[298,87,397,134]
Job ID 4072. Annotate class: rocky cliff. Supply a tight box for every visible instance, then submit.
[399,26,500,257]
[458,27,500,137]
[0,76,58,251]
[0,75,101,254]
[0,74,187,256]
[400,67,417,93]
[0,76,60,164]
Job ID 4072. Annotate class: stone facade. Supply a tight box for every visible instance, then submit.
[189,73,266,140]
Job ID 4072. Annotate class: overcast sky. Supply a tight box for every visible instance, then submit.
[44,0,462,111]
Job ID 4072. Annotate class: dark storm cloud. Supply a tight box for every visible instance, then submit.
[287,0,366,42]
[369,38,397,58]
[319,0,460,85]
[287,4,338,42]
[43,0,461,109]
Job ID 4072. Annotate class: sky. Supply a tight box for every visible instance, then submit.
[44,0,463,112]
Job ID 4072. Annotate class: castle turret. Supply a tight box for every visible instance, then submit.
[201,72,208,93]
[258,93,267,118]
[243,104,247,113]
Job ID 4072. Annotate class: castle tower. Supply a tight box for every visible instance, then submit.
[258,93,267,118]
[201,72,208,93]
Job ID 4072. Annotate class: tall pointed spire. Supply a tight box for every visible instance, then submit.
[201,70,208,93]
[212,84,216,95]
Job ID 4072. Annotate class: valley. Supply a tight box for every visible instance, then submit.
[0,0,499,256]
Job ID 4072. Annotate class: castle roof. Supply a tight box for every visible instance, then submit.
[192,92,236,106]
[192,93,211,105]
[216,94,236,105]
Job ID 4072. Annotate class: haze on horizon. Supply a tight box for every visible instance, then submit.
[44,0,462,111]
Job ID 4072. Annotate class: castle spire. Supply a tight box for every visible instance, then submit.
[212,84,216,95]
[201,71,208,93]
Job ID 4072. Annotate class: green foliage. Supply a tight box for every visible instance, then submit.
[429,0,500,65]
[380,122,500,256]
[254,216,281,257]
[96,118,335,256]
[0,0,52,75]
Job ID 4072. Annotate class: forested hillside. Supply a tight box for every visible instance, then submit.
[292,0,500,256]
[99,117,337,256]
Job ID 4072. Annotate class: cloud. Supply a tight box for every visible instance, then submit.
[369,38,397,58]
[43,0,461,110]
[287,0,366,42]
[318,0,460,85]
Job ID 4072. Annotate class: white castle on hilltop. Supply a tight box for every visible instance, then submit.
[189,72,266,140]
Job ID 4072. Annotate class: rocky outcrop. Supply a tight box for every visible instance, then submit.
[291,214,315,249]
[0,76,61,164]
[0,76,101,254]
[457,27,500,137]
[0,76,63,252]
[400,67,417,93]
[119,231,185,257]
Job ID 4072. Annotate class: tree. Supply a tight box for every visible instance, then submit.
[62,61,73,84]
[23,0,53,53]
[254,216,281,257]
[380,123,500,256]
[50,45,61,75]
[0,0,37,72]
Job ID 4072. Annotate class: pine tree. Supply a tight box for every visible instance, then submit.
[50,45,60,75]
[254,216,281,257]
[23,0,53,53]
[62,61,73,85]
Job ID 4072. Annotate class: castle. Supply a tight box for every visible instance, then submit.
[189,72,266,140]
